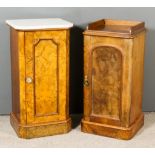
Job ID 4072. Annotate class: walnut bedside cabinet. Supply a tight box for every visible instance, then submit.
[6,18,73,139]
[81,19,146,140]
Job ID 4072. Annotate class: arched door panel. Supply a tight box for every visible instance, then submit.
[91,46,122,120]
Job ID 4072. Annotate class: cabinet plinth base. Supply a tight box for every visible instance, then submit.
[81,114,144,140]
[10,113,71,139]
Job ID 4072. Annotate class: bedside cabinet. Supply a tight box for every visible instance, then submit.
[6,18,73,139]
[81,19,146,140]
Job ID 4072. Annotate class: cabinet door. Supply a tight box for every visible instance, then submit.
[25,30,68,124]
[84,36,133,126]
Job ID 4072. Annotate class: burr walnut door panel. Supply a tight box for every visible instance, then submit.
[86,45,123,125]
[92,46,122,119]
[83,36,134,126]
[84,36,133,126]
[25,30,67,124]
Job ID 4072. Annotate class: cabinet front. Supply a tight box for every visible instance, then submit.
[84,36,133,126]
[24,30,68,124]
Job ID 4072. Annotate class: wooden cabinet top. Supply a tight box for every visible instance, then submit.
[84,19,145,38]
[6,18,73,30]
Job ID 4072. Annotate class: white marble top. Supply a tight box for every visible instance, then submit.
[6,18,73,30]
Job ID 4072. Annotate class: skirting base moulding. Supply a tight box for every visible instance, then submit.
[10,113,71,139]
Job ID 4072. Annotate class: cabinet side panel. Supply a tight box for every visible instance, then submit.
[10,28,20,120]
[130,32,145,125]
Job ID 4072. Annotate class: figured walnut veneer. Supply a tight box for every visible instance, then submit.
[92,46,122,118]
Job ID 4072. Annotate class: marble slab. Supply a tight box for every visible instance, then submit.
[6,18,73,30]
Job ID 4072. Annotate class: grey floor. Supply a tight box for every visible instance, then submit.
[0,113,155,148]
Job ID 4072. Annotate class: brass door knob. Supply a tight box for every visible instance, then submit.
[26,77,33,84]
[84,75,89,87]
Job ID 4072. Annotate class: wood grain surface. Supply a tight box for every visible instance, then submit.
[82,19,146,140]
[9,28,71,138]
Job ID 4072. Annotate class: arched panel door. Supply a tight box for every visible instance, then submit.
[91,46,122,121]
